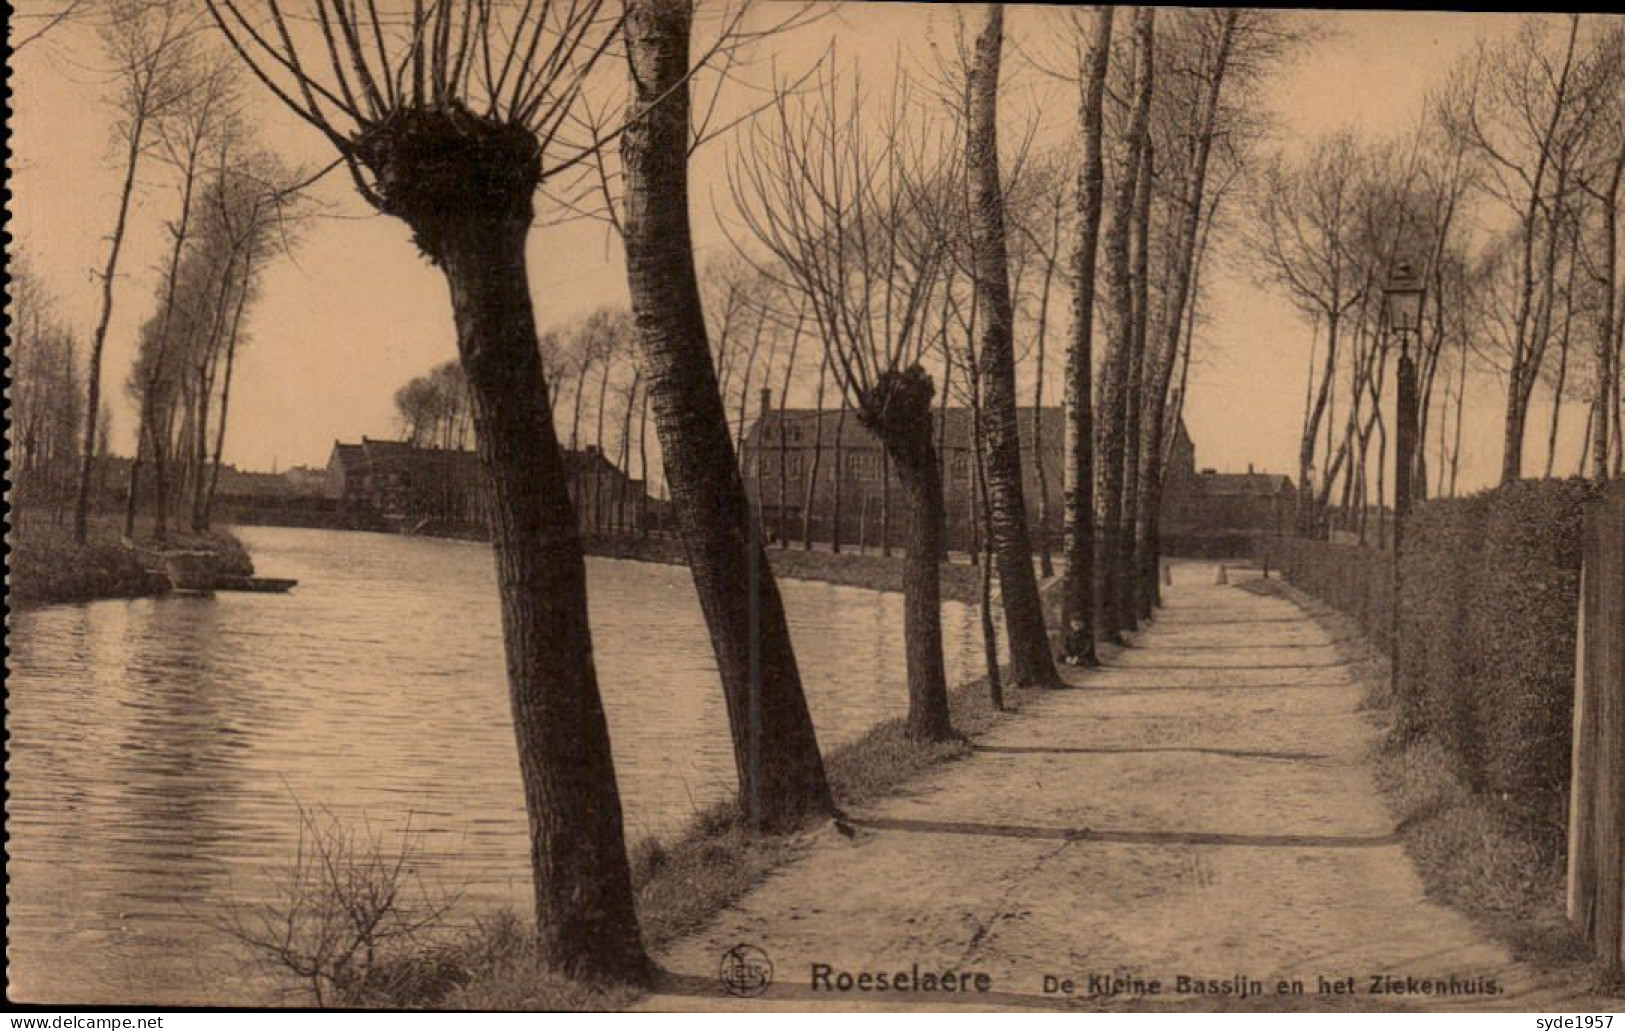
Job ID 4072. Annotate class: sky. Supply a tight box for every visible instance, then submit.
[8,4,1593,493]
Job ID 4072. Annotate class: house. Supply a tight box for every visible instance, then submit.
[324,437,652,534]
[741,389,1063,553]
[1158,421,1296,556]
[744,389,1290,559]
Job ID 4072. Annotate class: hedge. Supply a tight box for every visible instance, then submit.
[1262,478,1601,850]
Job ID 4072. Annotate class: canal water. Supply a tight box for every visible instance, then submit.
[6,526,991,1005]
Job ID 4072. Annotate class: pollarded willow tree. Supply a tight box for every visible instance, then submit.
[202,0,647,981]
[728,69,957,741]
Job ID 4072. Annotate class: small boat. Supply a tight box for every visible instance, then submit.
[214,576,298,593]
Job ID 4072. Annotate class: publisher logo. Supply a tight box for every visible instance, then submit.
[719,944,774,998]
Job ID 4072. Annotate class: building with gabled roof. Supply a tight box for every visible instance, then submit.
[324,437,655,535]
[741,393,1063,553]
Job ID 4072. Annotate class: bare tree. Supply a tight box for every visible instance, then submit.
[1059,3,1113,667]
[1575,24,1625,480]
[1439,14,1615,483]
[10,255,86,520]
[729,68,957,740]
[204,0,649,981]
[619,0,834,826]
[1251,133,1365,534]
[1007,152,1070,578]
[75,0,196,543]
[1095,5,1154,642]
[1133,7,1286,611]
[961,4,1059,687]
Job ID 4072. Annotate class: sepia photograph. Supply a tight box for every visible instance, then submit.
[5,0,1625,1017]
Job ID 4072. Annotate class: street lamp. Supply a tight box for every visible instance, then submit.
[1384,261,1427,548]
[1384,261,1427,689]
[1385,262,1427,339]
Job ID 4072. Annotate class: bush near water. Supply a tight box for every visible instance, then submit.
[1264,478,1600,852]
[10,522,256,605]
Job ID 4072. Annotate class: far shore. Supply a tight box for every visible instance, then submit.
[8,518,986,608]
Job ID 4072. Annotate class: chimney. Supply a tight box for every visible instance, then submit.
[760,386,773,421]
[1248,462,1254,475]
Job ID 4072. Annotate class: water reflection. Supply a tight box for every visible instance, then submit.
[7,526,991,1004]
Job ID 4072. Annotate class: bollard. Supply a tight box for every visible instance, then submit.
[1216,563,1228,585]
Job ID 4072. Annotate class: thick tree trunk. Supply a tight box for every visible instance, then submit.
[1121,134,1151,630]
[897,453,952,738]
[1061,4,1113,667]
[621,0,833,829]
[436,218,646,980]
[347,97,648,979]
[1097,6,1153,643]
[965,4,1058,686]
[860,367,953,740]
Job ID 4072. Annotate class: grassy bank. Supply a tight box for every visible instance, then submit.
[334,668,1042,1009]
[1243,576,1618,997]
[583,532,982,606]
[9,520,255,606]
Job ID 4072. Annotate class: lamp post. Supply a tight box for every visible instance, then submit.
[1386,262,1426,553]
[1384,261,1426,686]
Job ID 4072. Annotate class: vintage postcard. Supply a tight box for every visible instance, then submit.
[6,1,1624,1018]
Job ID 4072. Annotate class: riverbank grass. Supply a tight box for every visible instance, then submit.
[352,670,1040,1010]
[9,517,254,605]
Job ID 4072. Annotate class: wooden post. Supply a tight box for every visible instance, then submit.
[1597,487,1625,976]
[1568,563,1592,929]
[1569,484,1625,976]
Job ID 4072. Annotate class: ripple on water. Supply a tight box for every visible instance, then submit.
[7,525,993,1005]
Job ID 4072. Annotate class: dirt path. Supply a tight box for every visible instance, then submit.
[639,562,1596,1012]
